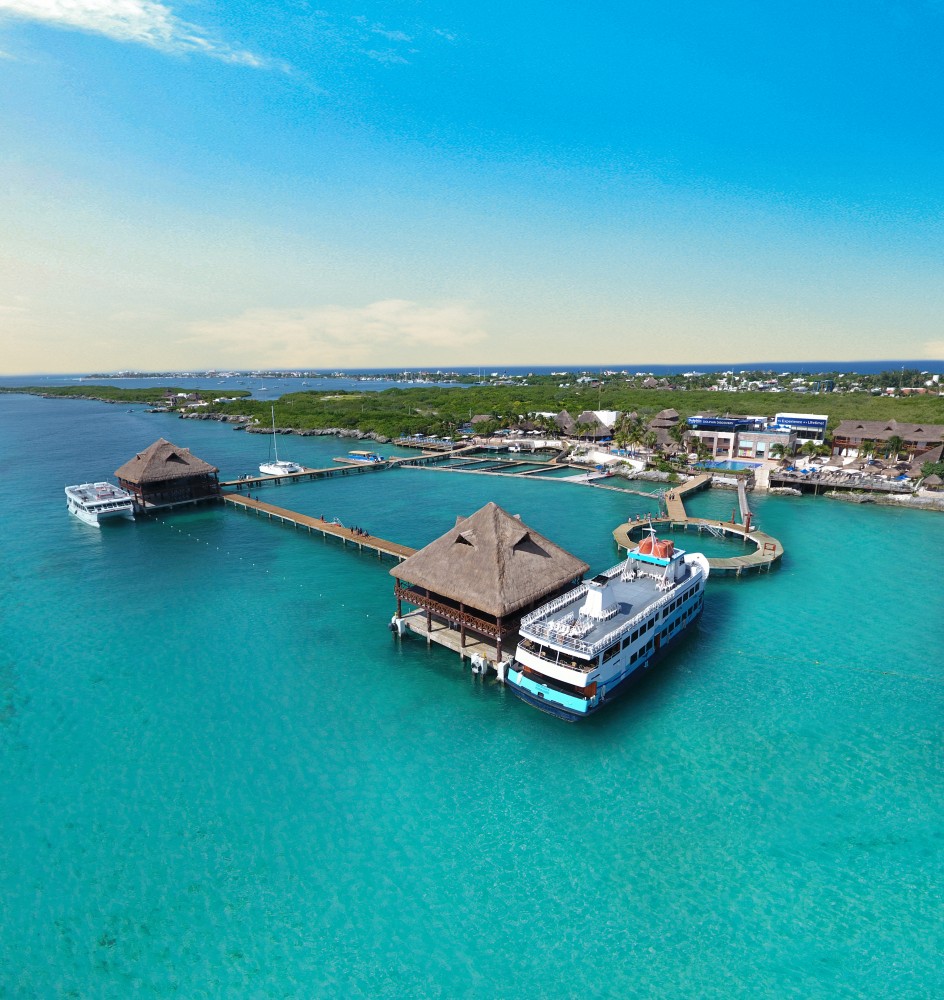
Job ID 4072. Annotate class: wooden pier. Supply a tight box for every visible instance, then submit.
[663,473,711,519]
[220,462,391,489]
[223,494,416,561]
[615,472,781,576]
[613,518,782,576]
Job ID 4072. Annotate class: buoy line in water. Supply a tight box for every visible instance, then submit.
[155,517,280,576]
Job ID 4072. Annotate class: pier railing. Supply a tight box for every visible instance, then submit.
[394,585,503,638]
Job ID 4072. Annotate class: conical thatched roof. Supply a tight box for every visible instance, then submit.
[115,438,218,483]
[392,502,588,617]
[555,410,576,433]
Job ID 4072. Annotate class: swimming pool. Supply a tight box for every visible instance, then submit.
[696,459,761,471]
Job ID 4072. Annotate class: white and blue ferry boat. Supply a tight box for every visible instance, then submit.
[507,531,709,720]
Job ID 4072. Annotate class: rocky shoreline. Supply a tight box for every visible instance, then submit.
[176,410,392,442]
[824,490,944,511]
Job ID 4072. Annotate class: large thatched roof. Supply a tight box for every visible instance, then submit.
[833,419,944,445]
[392,502,588,618]
[115,438,218,483]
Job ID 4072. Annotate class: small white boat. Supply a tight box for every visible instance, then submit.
[65,482,136,526]
[259,406,302,476]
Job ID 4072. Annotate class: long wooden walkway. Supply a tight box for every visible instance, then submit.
[221,462,390,489]
[664,473,711,519]
[219,444,479,488]
[223,494,416,561]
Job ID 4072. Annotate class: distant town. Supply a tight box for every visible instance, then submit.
[83,366,943,396]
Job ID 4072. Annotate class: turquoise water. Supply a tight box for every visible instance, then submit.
[2,393,943,998]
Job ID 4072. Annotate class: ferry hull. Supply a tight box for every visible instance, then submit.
[67,502,135,527]
[509,606,704,721]
[508,659,648,721]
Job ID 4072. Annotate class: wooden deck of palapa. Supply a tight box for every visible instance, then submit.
[223,494,416,561]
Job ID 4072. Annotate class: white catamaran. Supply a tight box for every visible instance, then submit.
[259,406,303,476]
[65,482,136,526]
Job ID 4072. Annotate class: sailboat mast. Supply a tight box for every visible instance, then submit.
[271,406,279,463]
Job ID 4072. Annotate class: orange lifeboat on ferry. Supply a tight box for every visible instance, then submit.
[638,536,675,558]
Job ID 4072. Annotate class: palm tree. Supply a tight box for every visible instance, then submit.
[800,440,820,462]
[627,422,644,457]
[884,435,904,462]
[770,441,794,465]
[668,421,689,451]
[694,439,712,464]
[643,430,659,454]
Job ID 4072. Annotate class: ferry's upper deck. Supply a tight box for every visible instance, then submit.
[65,482,135,508]
[518,546,705,661]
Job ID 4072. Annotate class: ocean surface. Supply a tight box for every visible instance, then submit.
[1,357,942,400]
[2,393,942,998]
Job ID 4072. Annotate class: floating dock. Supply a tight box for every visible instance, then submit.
[614,472,782,577]
[613,518,781,576]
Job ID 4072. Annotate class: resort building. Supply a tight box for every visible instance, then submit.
[684,412,834,459]
[686,414,775,459]
[731,427,793,460]
[115,438,221,509]
[573,410,614,440]
[391,502,589,667]
[644,407,676,447]
[831,420,944,458]
[773,412,828,444]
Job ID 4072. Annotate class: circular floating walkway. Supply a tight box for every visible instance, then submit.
[613,517,783,577]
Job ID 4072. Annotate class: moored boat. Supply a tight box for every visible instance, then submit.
[345,450,383,463]
[65,482,136,526]
[507,530,709,720]
[259,406,302,476]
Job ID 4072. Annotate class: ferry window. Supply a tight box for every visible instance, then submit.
[631,628,639,641]
[630,651,637,663]
[603,642,620,662]
[622,636,632,649]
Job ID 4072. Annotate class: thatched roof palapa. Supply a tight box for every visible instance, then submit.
[115,438,219,483]
[392,502,589,618]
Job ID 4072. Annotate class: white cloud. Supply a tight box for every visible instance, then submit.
[0,0,269,66]
[371,26,411,42]
[365,47,408,65]
[185,299,488,367]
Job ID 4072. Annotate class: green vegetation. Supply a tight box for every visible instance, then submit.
[4,383,943,439]
[921,460,944,478]
[0,385,251,405]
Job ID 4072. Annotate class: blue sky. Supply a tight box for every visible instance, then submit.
[1,0,943,372]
